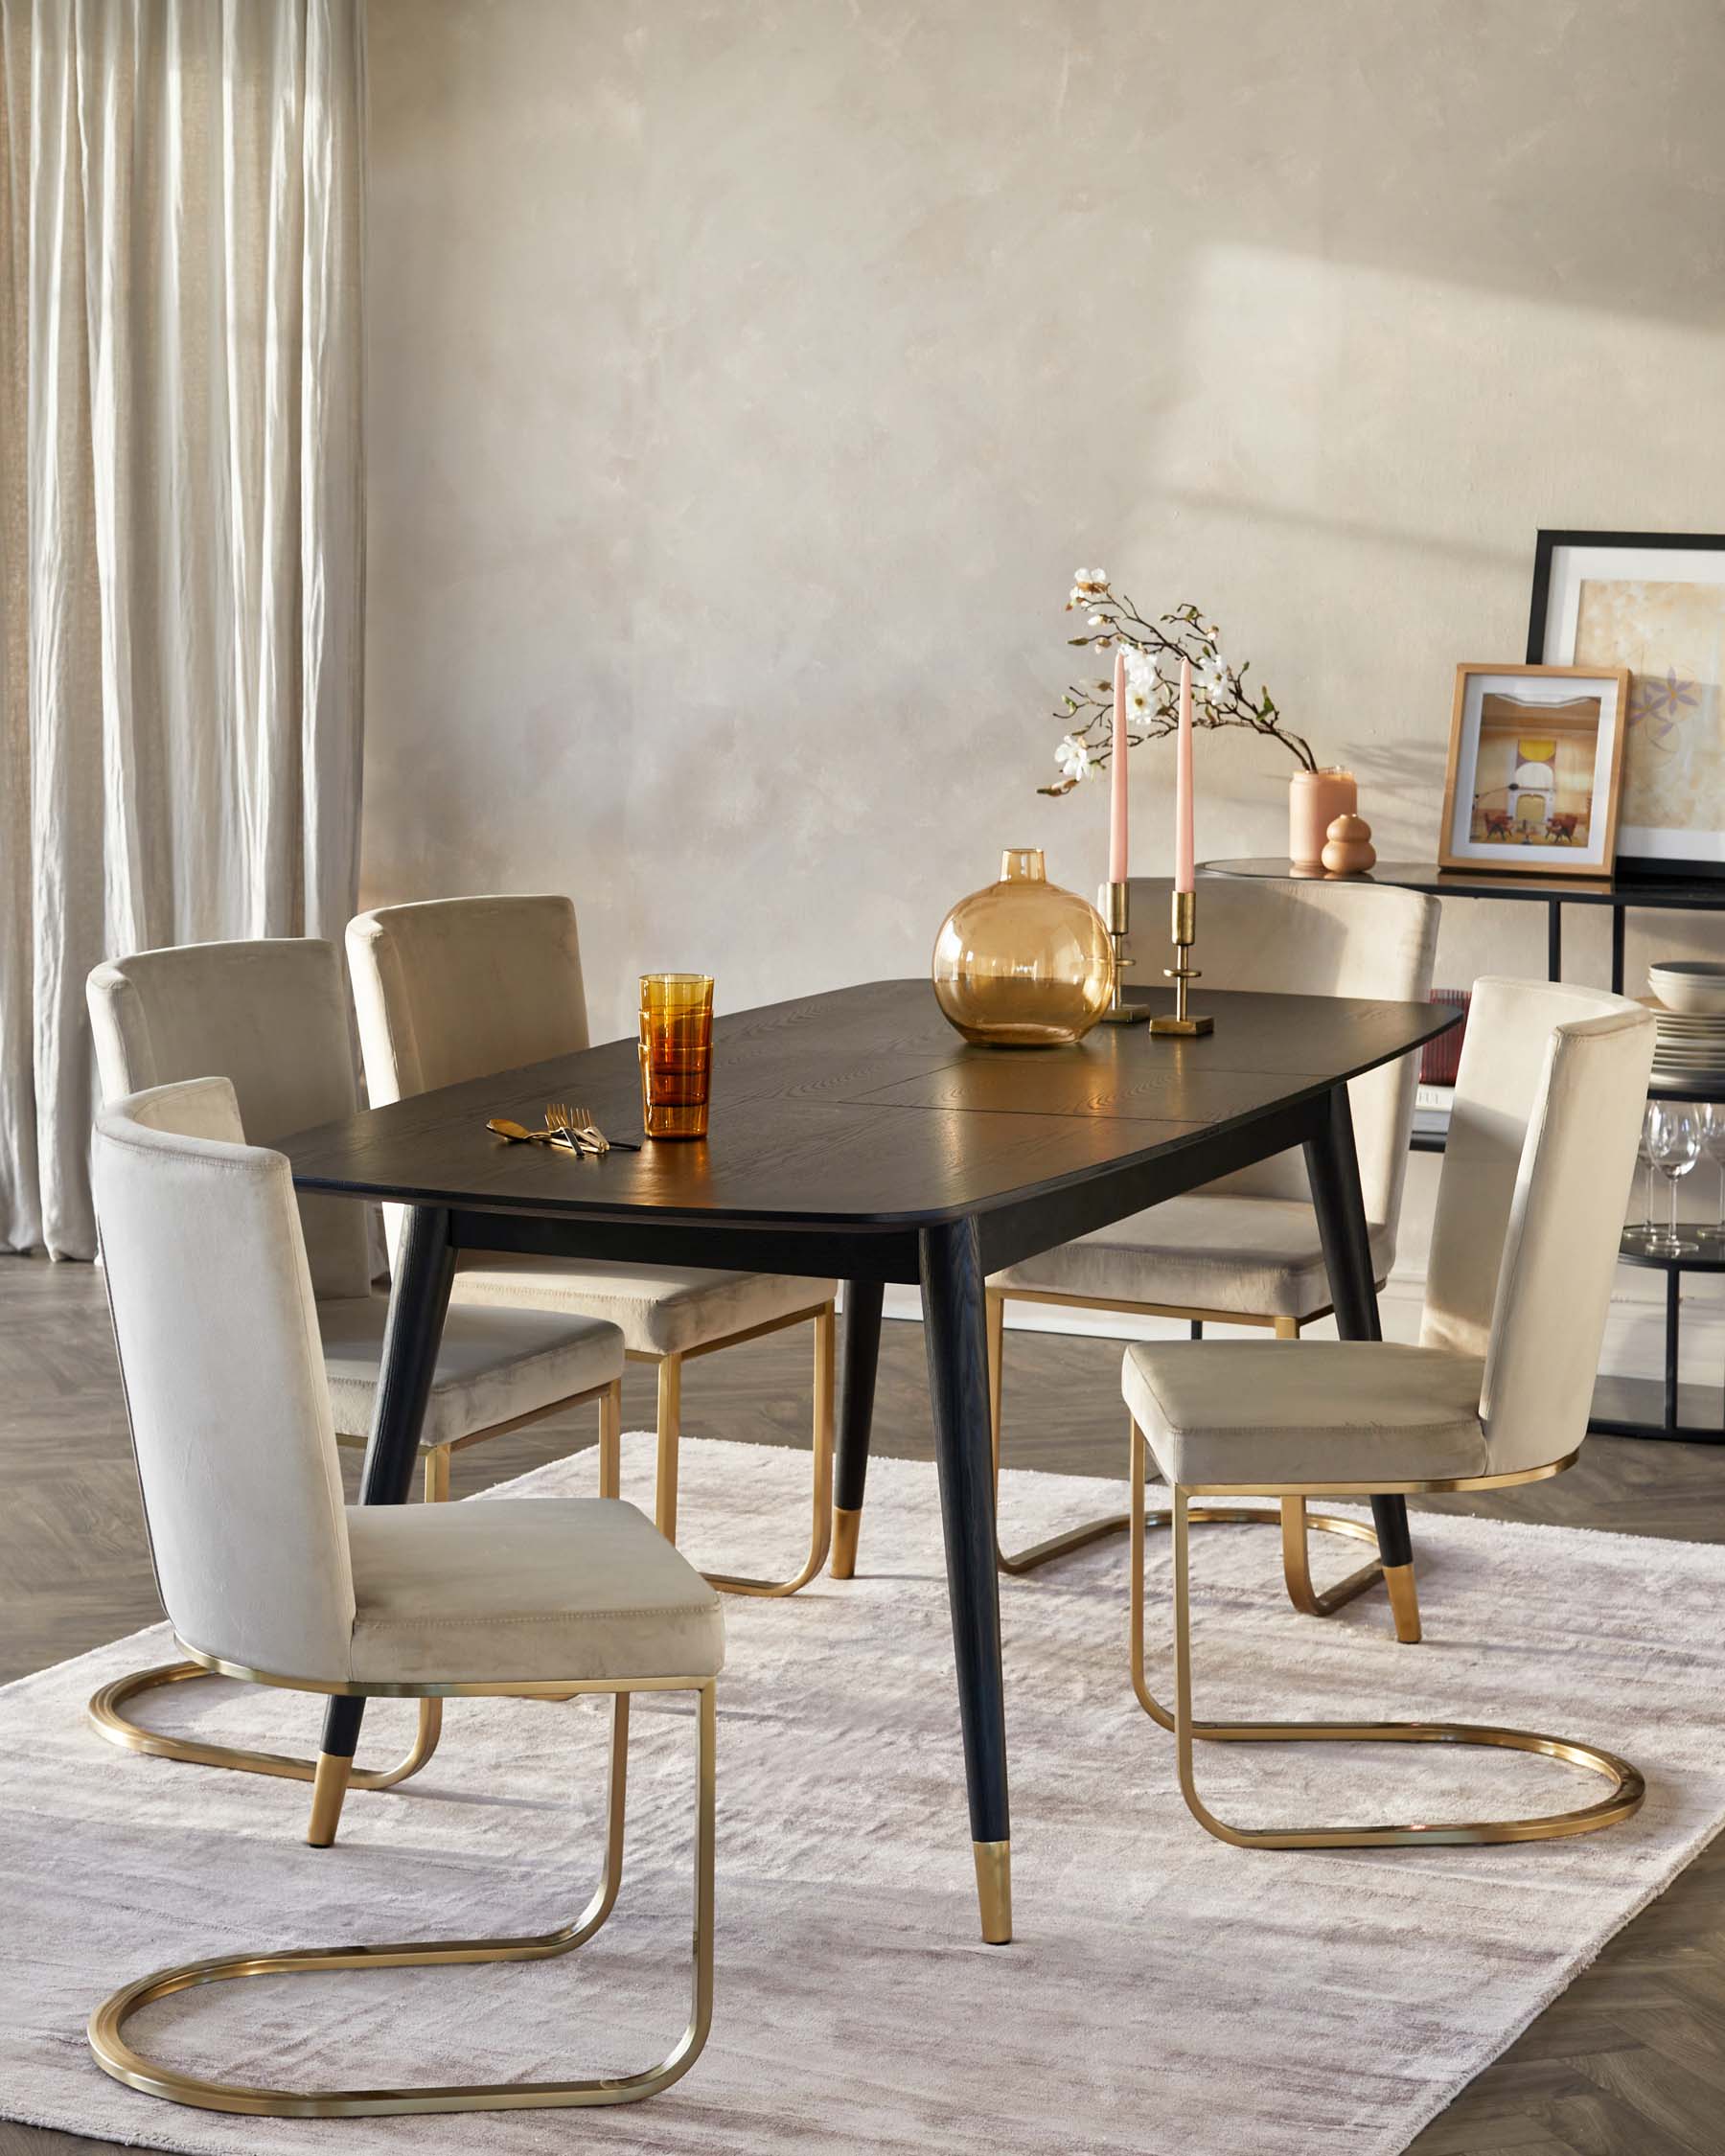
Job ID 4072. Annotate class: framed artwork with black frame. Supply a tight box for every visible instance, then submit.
[1528,530,1725,881]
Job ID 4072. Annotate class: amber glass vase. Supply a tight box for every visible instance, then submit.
[931,848,1113,1046]
[639,974,714,1138]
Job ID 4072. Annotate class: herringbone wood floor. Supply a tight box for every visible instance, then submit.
[5,1256,1725,2154]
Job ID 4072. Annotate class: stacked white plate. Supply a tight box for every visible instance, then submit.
[1649,963,1725,1087]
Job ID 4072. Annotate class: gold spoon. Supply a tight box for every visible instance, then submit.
[486,1117,576,1148]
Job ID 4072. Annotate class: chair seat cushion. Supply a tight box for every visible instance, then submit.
[992,1195,1394,1320]
[345,1499,724,1685]
[448,1255,834,1357]
[317,1296,624,1450]
[1123,1339,1488,1488]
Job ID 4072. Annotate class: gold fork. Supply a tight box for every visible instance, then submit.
[546,1101,605,1155]
[550,1102,643,1152]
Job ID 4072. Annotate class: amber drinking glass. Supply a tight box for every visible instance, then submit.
[639,974,714,1139]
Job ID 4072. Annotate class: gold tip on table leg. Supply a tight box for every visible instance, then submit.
[831,1505,861,1580]
[972,1839,1012,1944]
[1384,1561,1422,1644]
[306,1752,353,1847]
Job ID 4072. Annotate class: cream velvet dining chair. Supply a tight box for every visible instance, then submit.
[1122,977,1653,1850]
[346,894,839,1595]
[88,1076,721,2117]
[87,939,627,1830]
[967,877,1440,1629]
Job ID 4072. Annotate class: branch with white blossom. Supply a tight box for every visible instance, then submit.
[1043,570,1316,794]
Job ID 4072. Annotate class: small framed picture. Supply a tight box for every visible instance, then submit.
[1528,530,1725,879]
[1438,662,1631,878]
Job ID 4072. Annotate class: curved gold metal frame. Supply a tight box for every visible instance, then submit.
[89,1681,717,2117]
[1127,1425,1644,1848]
[983,1289,1414,1633]
[648,1299,836,1597]
[88,1659,444,1793]
[85,1380,623,1828]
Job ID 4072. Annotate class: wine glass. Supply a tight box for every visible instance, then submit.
[1646,1102,1703,1256]
[1701,1105,1725,1245]
[1624,1102,1659,1248]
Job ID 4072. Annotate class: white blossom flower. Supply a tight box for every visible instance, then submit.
[1055,734,1092,783]
[1068,566,1112,608]
[1198,653,1231,701]
[1121,644,1159,715]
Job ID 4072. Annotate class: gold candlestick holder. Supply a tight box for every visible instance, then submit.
[1148,888,1213,1036]
[1097,881,1151,1024]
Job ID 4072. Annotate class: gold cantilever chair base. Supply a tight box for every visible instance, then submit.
[86,1381,623,1821]
[90,1678,716,2118]
[87,1660,443,1795]
[1129,1427,1644,1850]
[983,1285,1397,1621]
[985,1288,1415,1638]
[650,1300,837,1598]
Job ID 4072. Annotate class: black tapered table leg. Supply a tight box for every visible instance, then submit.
[920,1217,1011,1944]
[1304,1085,1420,1634]
[831,1279,884,1578]
[1548,899,1562,983]
[317,1205,457,1778]
[1611,906,1626,997]
[1304,1088,1381,1344]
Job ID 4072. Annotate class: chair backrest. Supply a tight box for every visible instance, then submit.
[86,939,373,1300]
[1126,877,1440,1243]
[92,1078,356,1680]
[1421,977,1654,1474]
[345,894,589,1105]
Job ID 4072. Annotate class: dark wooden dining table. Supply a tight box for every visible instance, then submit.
[282,976,1457,1944]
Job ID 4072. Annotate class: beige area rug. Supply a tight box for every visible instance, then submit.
[6,1436,1725,2156]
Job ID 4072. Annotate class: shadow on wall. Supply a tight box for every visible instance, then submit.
[1347,742,1454,844]
[1160,490,1525,571]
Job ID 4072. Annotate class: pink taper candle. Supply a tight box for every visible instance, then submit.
[1175,657,1195,893]
[1109,650,1129,883]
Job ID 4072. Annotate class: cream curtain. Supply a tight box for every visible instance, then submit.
[0,0,364,1259]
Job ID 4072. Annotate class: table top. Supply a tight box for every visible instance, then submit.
[1205,858,1725,909]
[281,979,1455,1231]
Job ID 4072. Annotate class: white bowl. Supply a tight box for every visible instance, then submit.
[1648,961,1725,1015]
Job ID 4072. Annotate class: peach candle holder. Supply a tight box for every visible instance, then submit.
[1289,768,1357,874]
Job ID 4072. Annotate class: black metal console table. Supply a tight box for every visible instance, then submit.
[1205,858,1725,1444]
[1206,857,1725,998]
[1591,1236,1725,1446]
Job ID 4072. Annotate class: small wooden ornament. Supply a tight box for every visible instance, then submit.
[1322,813,1376,876]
